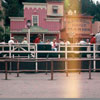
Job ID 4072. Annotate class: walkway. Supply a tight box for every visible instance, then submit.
[0,72,100,98]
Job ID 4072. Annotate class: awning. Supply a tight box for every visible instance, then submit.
[11,26,60,34]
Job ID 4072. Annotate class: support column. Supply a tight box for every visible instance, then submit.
[17,60,20,77]
[28,29,30,51]
[45,61,48,75]
[89,60,92,79]
[65,43,68,77]
[93,44,96,71]
[35,44,38,72]
[51,61,53,80]
[43,34,45,42]
[5,62,8,80]
[9,44,12,74]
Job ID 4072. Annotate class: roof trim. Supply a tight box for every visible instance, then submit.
[23,2,47,9]
[22,2,47,6]
[66,15,93,19]
[10,26,60,34]
[9,17,25,21]
[45,18,61,22]
[11,31,60,34]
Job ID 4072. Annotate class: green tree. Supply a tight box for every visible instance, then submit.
[0,3,4,42]
[3,0,22,26]
[0,26,4,42]
[0,26,4,33]
[0,10,4,21]
[7,0,20,17]
[94,1,100,21]
[4,26,10,42]
[18,0,46,3]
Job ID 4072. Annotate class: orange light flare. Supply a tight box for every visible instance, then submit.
[64,0,82,98]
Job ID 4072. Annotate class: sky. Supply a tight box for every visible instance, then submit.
[93,0,100,3]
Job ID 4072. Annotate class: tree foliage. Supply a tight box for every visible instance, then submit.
[0,26,4,42]
[65,0,100,22]
[0,10,4,21]
[0,26,4,33]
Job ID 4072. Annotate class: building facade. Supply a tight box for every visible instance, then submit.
[92,21,100,34]
[10,0,64,43]
[61,14,93,42]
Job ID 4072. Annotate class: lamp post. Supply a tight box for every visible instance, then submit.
[26,20,31,44]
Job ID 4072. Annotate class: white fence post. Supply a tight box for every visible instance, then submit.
[65,43,68,71]
[9,44,12,73]
[93,44,96,71]
[28,43,30,51]
[35,44,38,72]
[58,44,60,58]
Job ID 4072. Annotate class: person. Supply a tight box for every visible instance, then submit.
[8,37,14,44]
[95,32,100,51]
[39,39,44,44]
[95,32,100,57]
[86,39,91,58]
[34,34,41,43]
[86,39,90,46]
[79,39,87,46]
[14,39,19,44]
[90,33,96,44]
[89,33,96,57]
[46,39,50,44]
[79,39,87,57]
[65,40,71,46]
[59,39,65,51]
[59,39,64,45]
[21,37,28,44]
[50,38,58,51]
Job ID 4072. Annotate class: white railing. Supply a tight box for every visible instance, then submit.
[0,43,100,58]
[0,43,100,71]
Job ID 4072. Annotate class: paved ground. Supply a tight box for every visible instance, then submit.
[0,72,100,98]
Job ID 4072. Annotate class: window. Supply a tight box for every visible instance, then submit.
[32,15,39,26]
[52,6,58,14]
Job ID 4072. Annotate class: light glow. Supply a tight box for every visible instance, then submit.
[64,0,81,98]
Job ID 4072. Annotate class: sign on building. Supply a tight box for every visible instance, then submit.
[66,15,93,39]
